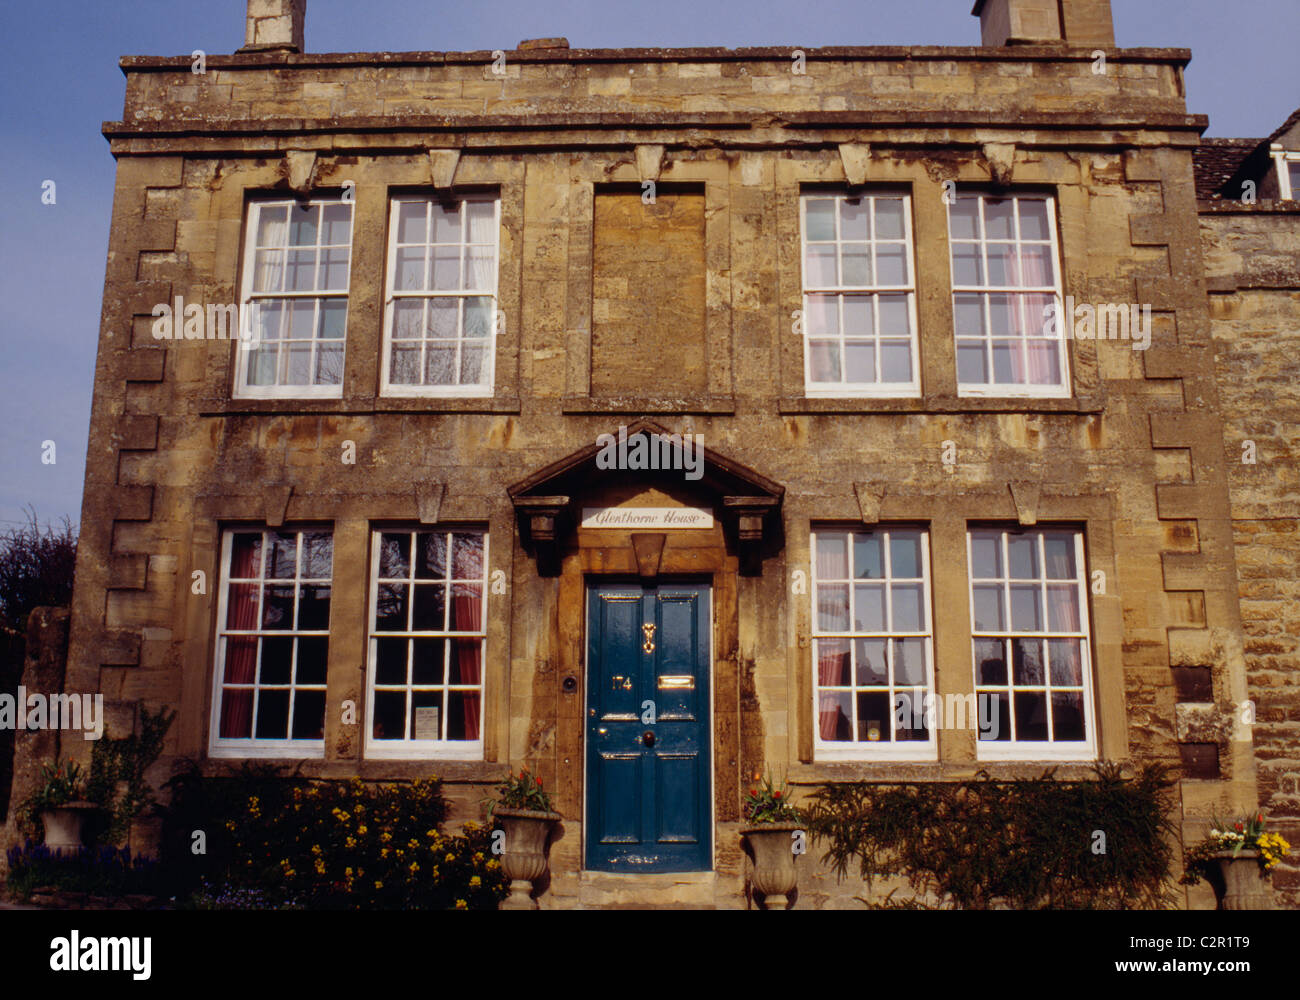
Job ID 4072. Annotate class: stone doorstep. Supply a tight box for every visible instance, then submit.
[564,870,722,909]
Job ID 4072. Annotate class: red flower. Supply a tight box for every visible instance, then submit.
[537,778,543,788]
[749,787,757,796]
[1235,822,1243,832]
[1257,814,1264,824]
[773,791,782,799]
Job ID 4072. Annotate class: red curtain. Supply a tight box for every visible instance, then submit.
[220,536,261,738]
[453,586,482,741]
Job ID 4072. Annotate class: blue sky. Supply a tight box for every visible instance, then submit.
[0,0,1295,530]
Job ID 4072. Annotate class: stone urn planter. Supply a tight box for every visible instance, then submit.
[494,808,561,910]
[40,801,99,856]
[1211,850,1275,910]
[741,822,803,909]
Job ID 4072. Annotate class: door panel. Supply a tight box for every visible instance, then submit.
[586,582,711,872]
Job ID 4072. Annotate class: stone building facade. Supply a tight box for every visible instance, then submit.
[1196,112,1300,908]
[33,0,1289,906]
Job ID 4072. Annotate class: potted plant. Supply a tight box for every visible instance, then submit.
[740,772,806,910]
[1182,812,1290,910]
[487,768,560,909]
[21,759,99,856]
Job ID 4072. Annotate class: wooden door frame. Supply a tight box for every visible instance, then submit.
[551,529,741,874]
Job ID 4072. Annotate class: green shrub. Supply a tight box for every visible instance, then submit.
[804,762,1177,909]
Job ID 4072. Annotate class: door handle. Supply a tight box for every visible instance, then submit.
[642,730,656,747]
[642,623,656,653]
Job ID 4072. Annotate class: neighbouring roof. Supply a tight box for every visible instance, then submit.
[1194,138,1260,200]
[1194,107,1300,201]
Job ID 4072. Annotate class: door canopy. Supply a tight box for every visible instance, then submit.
[507,419,785,575]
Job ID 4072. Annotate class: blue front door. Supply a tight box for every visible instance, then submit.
[586,582,711,872]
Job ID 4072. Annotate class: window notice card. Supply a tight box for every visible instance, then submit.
[414,706,441,740]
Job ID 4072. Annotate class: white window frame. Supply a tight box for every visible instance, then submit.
[799,191,921,398]
[234,198,353,400]
[209,527,332,759]
[947,191,1071,399]
[811,527,937,762]
[968,528,1097,762]
[364,528,489,760]
[1272,146,1300,200]
[380,194,501,398]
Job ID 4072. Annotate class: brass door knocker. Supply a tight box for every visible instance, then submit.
[642,623,656,653]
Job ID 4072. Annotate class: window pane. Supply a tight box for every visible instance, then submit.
[973,585,1004,631]
[855,638,888,685]
[321,203,352,245]
[953,245,983,285]
[852,534,883,579]
[819,691,852,741]
[416,532,447,579]
[878,295,909,336]
[818,584,850,631]
[289,204,319,246]
[957,341,987,384]
[431,202,462,242]
[392,299,423,339]
[1012,638,1044,685]
[805,199,835,241]
[412,583,446,631]
[1010,584,1041,631]
[372,690,406,740]
[467,200,496,243]
[431,247,460,290]
[256,205,288,247]
[255,690,290,740]
[839,199,869,239]
[974,638,1006,685]
[298,584,331,630]
[1051,692,1086,741]
[880,341,911,382]
[817,638,851,686]
[844,342,874,383]
[291,691,326,740]
[857,692,890,742]
[970,531,1002,578]
[1048,639,1083,686]
[984,199,1014,239]
[841,294,872,336]
[809,340,840,381]
[890,583,922,631]
[875,198,905,240]
[853,583,885,631]
[816,533,849,578]
[876,245,907,285]
[1019,199,1050,241]
[375,584,409,631]
[395,247,426,291]
[806,294,838,336]
[893,638,926,685]
[1014,691,1049,741]
[1007,534,1038,578]
[412,637,445,685]
[841,243,870,286]
[296,637,328,685]
[1046,584,1080,632]
[980,691,1010,741]
[375,637,408,685]
[889,532,921,578]
[452,532,485,579]
[806,245,837,286]
[949,197,980,240]
[397,201,427,243]
[1042,533,1076,580]
[262,586,295,630]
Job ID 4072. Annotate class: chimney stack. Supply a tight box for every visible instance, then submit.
[241,0,306,53]
[973,0,1115,47]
